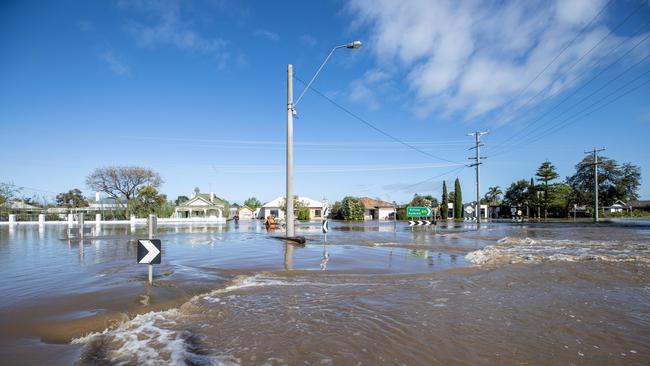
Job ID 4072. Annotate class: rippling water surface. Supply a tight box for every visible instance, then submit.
[1,220,649,365]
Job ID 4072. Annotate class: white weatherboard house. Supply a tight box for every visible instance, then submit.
[259,196,324,220]
[174,189,226,221]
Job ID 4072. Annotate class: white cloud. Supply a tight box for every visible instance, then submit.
[118,0,229,64]
[300,34,317,47]
[347,0,633,123]
[100,51,130,76]
[253,29,280,41]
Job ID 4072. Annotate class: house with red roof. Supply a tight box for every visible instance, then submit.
[359,197,396,221]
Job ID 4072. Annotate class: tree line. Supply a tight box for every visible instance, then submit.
[489,156,640,218]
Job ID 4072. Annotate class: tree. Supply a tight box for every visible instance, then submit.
[547,182,574,217]
[567,156,641,209]
[56,189,89,208]
[410,194,433,207]
[615,163,641,203]
[244,197,262,209]
[441,181,449,220]
[174,196,189,206]
[0,182,20,207]
[454,177,463,219]
[86,166,162,218]
[297,207,311,221]
[535,161,559,219]
[129,186,166,217]
[338,196,365,221]
[279,196,307,215]
[504,179,531,207]
[484,186,502,205]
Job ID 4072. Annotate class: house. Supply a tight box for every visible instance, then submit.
[229,203,240,219]
[603,199,630,214]
[238,205,255,220]
[359,197,395,220]
[630,200,650,213]
[174,188,226,219]
[259,196,324,220]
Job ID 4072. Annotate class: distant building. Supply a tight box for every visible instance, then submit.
[630,200,650,213]
[174,189,226,219]
[603,199,630,214]
[359,197,395,220]
[229,203,240,219]
[259,196,324,220]
[238,205,255,220]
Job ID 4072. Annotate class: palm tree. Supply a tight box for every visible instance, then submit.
[485,186,502,205]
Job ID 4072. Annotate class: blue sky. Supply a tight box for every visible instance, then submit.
[1,0,649,205]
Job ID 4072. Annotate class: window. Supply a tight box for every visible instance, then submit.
[314,209,321,217]
[270,209,279,217]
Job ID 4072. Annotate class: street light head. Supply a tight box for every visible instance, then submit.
[346,40,362,49]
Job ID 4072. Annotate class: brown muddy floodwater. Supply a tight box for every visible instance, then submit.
[1,220,649,365]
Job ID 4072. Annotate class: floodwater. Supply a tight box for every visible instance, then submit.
[1,220,649,365]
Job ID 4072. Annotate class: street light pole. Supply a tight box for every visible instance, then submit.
[286,64,295,237]
[285,41,361,238]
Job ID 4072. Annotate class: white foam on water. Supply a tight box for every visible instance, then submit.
[72,273,379,364]
[466,237,650,265]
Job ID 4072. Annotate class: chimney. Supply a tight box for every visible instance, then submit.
[210,192,214,203]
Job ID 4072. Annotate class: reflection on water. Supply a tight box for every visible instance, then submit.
[1,221,649,365]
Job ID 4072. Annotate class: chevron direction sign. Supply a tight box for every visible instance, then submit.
[408,220,432,227]
[137,239,161,264]
[322,219,329,233]
[406,206,432,217]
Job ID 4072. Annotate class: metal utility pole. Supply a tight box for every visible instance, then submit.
[584,147,605,222]
[467,131,488,224]
[147,214,157,285]
[286,64,295,237]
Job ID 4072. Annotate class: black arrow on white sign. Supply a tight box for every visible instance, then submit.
[137,239,161,264]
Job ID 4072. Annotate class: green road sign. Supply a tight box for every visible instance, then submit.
[406,206,432,217]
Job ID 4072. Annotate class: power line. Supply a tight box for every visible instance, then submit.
[386,165,466,194]
[293,74,461,165]
[489,51,650,155]
[485,0,614,128]
[490,73,650,156]
[490,19,650,152]
[491,1,644,131]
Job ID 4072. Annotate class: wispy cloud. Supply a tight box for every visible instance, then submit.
[347,0,640,123]
[100,51,130,76]
[253,29,280,41]
[299,34,317,47]
[117,0,229,65]
[349,69,391,110]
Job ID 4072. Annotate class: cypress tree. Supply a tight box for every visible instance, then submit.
[441,181,448,220]
[454,177,463,219]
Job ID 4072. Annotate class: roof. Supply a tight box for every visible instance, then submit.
[177,195,225,208]
[262,196,324,208]
[9,200,41,210]
[359,197,394,208]
[195,193,227,204]
[630,200,650,208]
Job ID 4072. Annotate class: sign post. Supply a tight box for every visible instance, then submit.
[321,205,330,270]
[138,215,160,285]
[406,206,433,227]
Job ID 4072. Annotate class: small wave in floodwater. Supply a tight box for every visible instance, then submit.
[466,236,650,264]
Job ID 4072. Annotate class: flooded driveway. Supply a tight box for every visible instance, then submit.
[1,221,649,365]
